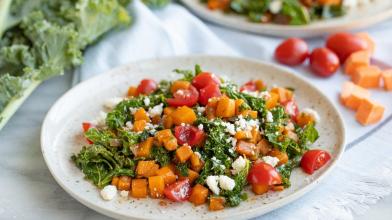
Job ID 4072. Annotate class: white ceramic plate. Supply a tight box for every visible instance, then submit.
[181,0,392,37]
[41,56,346,220]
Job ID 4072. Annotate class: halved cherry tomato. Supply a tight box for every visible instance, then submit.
[326,32,369,63]
[192,72,220,90]
[167,85,199,107]
[198,83,222,106]
[136,79,158,95]
[309,47,340,77]
[174,125,205,146]
[82,122,94,144]
[240,81,257,92]
[300,149,331,174]
[163,179,191,202]
[274,38,309,66]
[282,100,299,121]
[247,162,282,185]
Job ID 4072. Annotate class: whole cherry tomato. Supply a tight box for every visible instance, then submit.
[174,125,205,146]
[326,32,369,63]
[309,47,340,77]
[166,85,199,107]
[192,72,220,90]
[136,79,158,95]
[274,38,309,66]
[301,149,331,174]
[247,162,282,185]
[198,83,222,106]
[163,179,191,202]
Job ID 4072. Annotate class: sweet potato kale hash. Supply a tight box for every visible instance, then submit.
[72,65,331,211]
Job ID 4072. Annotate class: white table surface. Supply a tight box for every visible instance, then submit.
[0,71,391,219]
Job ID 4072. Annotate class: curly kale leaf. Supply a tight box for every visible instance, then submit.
[276,157,301,188]
[297,123,319,146]
[142,0,171,9]
[0,74,27,112]
[176,163,189,177]
[221,159,250,207]
[151,146,171,167]
[84,128,116,147]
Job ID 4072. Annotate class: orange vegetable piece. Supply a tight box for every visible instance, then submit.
[352,65,381,88]
[155,129,173,145]
[162,115,174,129]
[133,120,147,132]
[344,50,370,77]
[151,115,161,124]
[156,166,177,185]
[355,99,385,126]
[171,106,197,125]
[134,108,150,122]
[148,176,165,198]
[235,99,245,115]
[111,176,119,186]
[382,69,392,91]
[254,80,266,91]
[171,80,190,93]
[234,130,252,140]
[296,112,315,127]
[189,184,209,206]
[249,128,261,144]
[136,160,159,177]
[241,110,258,119]
[207,0,230,10]
[266,92,279,109]
[216,96,236,118]
[256,139,271,156]
[175,145,193,163]
[209,197,225,211]
[163,136,178,151]
[163,107,175,116]
[117,176,132,191]
[135,137,154,158]
[178,169,199,184]
[317,0,341,5]
[270,87,293,104]
[127,86,138,97]
[131,179,148,198]
[340,81,371,110]
[355,32,375,54]
[268,149,288,166]
[252,184,269,195]
[190,153,204,172]
[272,185,285,191]
[236,140,257,159]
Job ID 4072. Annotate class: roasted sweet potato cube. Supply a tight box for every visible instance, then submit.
[178,169,199,184]
[175,145,193,163]
[266,92,279,109]
[234,130,252,140]
[156,166,177,185]
[268,149,288,166]
[256,139,272,156]
[270,87,293,103]
[241,110,258,119]
[209,197,225,211]
[135,137,154,158]
[189,184,209,206]
[131,179,147,198]
[117,176,132,191]
[236,140,257,159]
[190,153,203,172]
[216,96,236,118]
[136,160,159,177]
[133,120,147,132]
[162,136,178,151]
[171,106,197,125]
[134,108,150,122]
[171,80,190,93]
[148,176,165,198]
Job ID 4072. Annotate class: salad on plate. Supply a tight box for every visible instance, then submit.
[72,65,331,211]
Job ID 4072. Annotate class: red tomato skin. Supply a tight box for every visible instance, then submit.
[198,83,222,106]
[309,48,340,77]
[174,125,205,146]
[167,86,199,107]
[283,100,299,121]
[136,79,158,95]
[301,149,331,174]
[240,81,257,92]
[274,38,309,66]
[164,179,191,202]
[82,122,94,144]
[326,33,369,63]
[192,72,220,90]
[247,162,282,186]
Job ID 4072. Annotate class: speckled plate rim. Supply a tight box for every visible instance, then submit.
[41,55,346,220]
[181,0,392,37]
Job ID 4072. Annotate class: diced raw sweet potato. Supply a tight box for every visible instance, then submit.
[216,96,236,118]
[209,197,225,211]
[111,176,119,186]
[171,106,197,125]
[355,99,385,126]
[252,184,269,195]
[266,92,279,109]
[236,140,256,159]
[136,160,159,177]
[135,137,154,158]
[270,87,293,104]
[268,149,288,166]
[127,86,138,97]
[175,145,193,163]
[340,81,371,110]
[344,50,370,76]
[356,32,375,54]
[156,166,177,185]
[178,169,199,184]
[256,139,271,156]
[190,153,204,172]
[171,80,190,93]
[131,179,147,198]
[189,184,209,206]
[134,108,150,122]
[148,176,165,198]
[133,120,147,132]
[117,176,132,191]
[235,99,245,115]
[382,69,392,91]
[241,110,258,119]
[352,65,381,88]
[234,130,252,140]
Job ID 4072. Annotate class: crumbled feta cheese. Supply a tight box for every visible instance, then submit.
[119,190,129,198]
[100,185,117,201]
[266,111,274,123]
[219,175,236,191]
[230,137,237,148]
[206,176,220,195]
[235,115,260,132]
[125,121,133,129]
[198,124,204,131]
[242,90,259,97]
[143,97,150,106]
[262,156,280,167]
[194,152,201,158]
[222,122,236,135]
[232,156,246,174]
[269,0,282,14]
[148,104,163,117]
[259,91,271,99]
[103,97,123,110]
[302,108,320,123]
[129,107,138,114]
